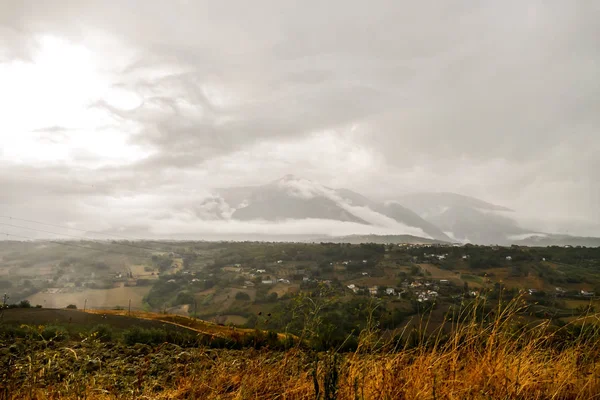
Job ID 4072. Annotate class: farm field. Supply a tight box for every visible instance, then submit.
[26,285,151,310]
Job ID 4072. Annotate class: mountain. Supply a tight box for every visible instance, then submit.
[207,178,598,246]
[511,234,600,247]
[397,192,513,218]
[216,175,451,241]
[394,193,527,244]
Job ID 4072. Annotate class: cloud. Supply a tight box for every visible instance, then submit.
[0,1,598,237]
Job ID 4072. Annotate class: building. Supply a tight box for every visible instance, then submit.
[347,284,359,294]
[261,280,274,285]
[369,286,379,296]
[385,288,396,295]
[417,290,438,302]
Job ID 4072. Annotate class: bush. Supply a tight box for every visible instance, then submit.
[91,324,114,342]
[174,291,195,306]
[18,300,31,308]
[123,326,166,345]
[122,326,202,347]
[66,304,77,309]
[235,292,251,301]
[41,325,68,342]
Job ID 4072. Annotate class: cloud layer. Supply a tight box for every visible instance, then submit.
[1,1,598,238]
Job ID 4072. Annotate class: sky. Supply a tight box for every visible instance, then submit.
[1,1,599,239]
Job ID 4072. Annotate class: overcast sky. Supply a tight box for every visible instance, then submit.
[1,1,599,238]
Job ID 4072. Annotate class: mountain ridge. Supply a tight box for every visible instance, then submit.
[206,175,599,246]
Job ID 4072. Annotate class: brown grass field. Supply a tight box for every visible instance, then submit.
[2,299,600,399]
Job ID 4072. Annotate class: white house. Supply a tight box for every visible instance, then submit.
[369,286,379,296]
[417,290,438,302]
[361,272,369,276]
[347,284,359,294]
[256,269,267,274]
[277,260,283,264]
[385,288,396,295]
[261,280,274,285]
[506,256,512,261]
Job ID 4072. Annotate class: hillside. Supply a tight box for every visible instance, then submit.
[3,240,600,398]
[2,301,600,399]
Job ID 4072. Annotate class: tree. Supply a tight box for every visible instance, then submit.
[235,291,251,301]
[18,300,31,308]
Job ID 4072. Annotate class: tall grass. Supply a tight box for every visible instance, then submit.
[2,296,600,399]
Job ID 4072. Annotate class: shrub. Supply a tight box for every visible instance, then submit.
[123,326,166,345]
[235,291,251,301]
[18,300,31,308]
[91,324,114,342]
[66,304,77,309]
[41,325,69,341]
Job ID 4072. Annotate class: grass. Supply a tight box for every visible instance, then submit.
[2,297,600,399]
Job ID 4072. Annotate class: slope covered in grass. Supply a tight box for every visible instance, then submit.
[2,298,600,399]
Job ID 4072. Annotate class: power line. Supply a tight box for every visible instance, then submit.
[0,231,151,259]
[0,222,168,253]
[0,215,183,249]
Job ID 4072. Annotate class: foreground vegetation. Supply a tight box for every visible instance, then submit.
[2,298,600,399]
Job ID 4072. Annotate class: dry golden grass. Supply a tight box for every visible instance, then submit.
[4,298,600,399]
